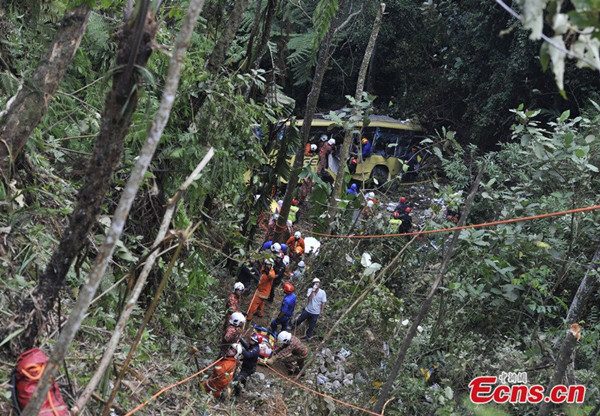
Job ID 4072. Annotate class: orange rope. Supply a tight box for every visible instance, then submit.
[124,358,221,416]
[265,363,383,416]
[306,204,600,239]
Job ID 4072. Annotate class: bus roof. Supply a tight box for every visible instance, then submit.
[290,114,423,131]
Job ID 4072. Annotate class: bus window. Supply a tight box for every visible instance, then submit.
[373,128,402,157]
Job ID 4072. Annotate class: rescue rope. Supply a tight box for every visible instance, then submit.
[265,363,383,416]
[123,358,221,416]
[305,204,600,239]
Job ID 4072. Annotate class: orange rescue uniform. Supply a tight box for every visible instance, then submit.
[286,236,305,255]
[247,268,276,320]
[202,357,237,398]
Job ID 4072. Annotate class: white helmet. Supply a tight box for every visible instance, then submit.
[233,282,245,292]
[264,258,275,267]
[310,144,317,151]
[277,199,283,206]
[273,213,280,220]
[367,192,375,199]
[367,200,374,208]
[320,134,328,142]
[328,138,336,146]
[294,231,301,239]
[283,255,290,266]
[229,312,246,327]
[229,342,243,359]
[277,331,292,345]
[271,242,282,253]
[298,261,305,268]
[287,220,293,227]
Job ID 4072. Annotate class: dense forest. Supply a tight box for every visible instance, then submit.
[0,0,599,415]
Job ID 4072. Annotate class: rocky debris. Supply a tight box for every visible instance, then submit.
[308,347,357,392]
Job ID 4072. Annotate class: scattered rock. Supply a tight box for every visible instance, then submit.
[255,372,265,382]
[331,380,342,390]
[317,374,328,385]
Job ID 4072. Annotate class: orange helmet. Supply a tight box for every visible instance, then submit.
[405,207,412,214]
[283,282,295,294]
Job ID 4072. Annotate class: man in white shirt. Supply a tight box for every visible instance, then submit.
[293,278,326,340]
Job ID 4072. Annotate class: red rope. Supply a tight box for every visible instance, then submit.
[306,204,600,239]
[124,359,221,416]
[266,363,383,415]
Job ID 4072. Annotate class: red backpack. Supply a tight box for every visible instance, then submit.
[12,348,70,416]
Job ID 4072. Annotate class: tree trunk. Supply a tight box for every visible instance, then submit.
[373,169,483,413]
[539,246,600,416]
[19,0,207,413]
[10,3,158,352]
[273,21,338,241]
[0,5,90,178]
[251,0,278,70]
[240,0,265,74]
[327,3,385,228]
[205,0,250,73]
[73,151,214,415]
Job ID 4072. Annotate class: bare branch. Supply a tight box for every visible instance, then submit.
[19,0,209,414]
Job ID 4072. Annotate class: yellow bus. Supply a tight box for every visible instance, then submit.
[288,114,425,185]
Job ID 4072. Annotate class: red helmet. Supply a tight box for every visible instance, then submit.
[399,197,407,204]
[351,158,357,165]
[292,198,299,206]
[393,211,400,219]
[283,282,295,294]
[405,207,412,213]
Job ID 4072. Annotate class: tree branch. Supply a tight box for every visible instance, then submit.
[19,0,209,414]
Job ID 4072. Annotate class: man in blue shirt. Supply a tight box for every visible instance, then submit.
[271,282,297,333]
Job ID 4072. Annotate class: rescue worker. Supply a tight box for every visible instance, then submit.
[271,282,297,333]
[298,177,314,202]
[268,254,289,302]
[398,207,413,233]
[348,156,358,174]
[224,282,244,326]
[247,259,276,320]
[446,207,460,223]
[291,261,306,281]
[265,213,279,240]
[220,312,245,357]
[268,331,308,375]
[388,211,403,233]
[394,196,409,215]
[289,199,300,224]
[361,137,372,159]
[361,199,375,220]
[203,343,241,399]
[286,231,305,258]
[346,183,359,196]
[318,138,335,175]
[293,278,326,340]
[234,333,262,395]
